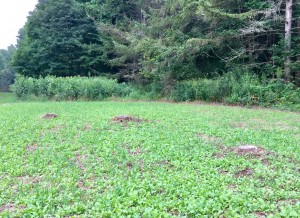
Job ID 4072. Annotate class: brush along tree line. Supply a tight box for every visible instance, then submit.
[3,0,300,97]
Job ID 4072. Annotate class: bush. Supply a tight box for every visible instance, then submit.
[226,73,300,106]
[170,73,300,107]
[170,78,231,102]
[12,74,300,109]
[13,75,136,101]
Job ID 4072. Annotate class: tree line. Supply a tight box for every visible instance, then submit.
[1,0,299,92]
[0,45,15,91]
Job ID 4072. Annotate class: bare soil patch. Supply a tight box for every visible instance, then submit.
[0,204,25,213]
[235,167,253,178]
[213,145,274,162]
[74,153,87,171]
[234,146,274,159]
[277,198,300,205]
[83,123,92,132]
[42,113,58,119]
[227,184,237,189]
[26,143,38,152]
[212,152,226,159]
[40,125,64,137]
[126,162,134,170]
[17,175,42,185]
[112,115,143,123]
[155,189,165,195]
[138,159,144,172]
[49,125,64,133]
[157,160,174,169]
[197,133,222,144]
[77,180,91,191]
[128,147,143,156]
[119,143,144,156]
[232,119,299,131]
[219,169,229,175]
[253,212,270,218]
[275,122,299,131]
[261,158,270,165]
[231,122,248,128]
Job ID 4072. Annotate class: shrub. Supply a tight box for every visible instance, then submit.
[170,73,300,107]
[170,78,231,102]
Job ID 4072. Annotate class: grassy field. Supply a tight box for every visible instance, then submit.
[0,92,19,104]
[0,93,300,217]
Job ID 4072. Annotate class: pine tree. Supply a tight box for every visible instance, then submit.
[13,0,110,77]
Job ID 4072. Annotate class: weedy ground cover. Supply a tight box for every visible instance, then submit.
[0,93,300,217]
[0,92,18,104]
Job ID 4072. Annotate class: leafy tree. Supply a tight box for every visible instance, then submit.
[0,52,6,71]
[0,46,16,91]
[0,67,15,92]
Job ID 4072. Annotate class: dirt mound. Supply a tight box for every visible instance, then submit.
[235,167,253,178]
[237,145,258,153]
[213,145,273,164]
[26,143,38,152]
[0,204,25,213]
[229,145,268,157]
[112,115,142,123]
[42,113,58,119]
[83,123,92,131]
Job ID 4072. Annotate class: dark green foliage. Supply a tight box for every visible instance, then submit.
[107,0,298,85]
[83,0,144,24]
[13,76,134,100]
[13,0,110,77]
[12,0,300,84]
[0,46,15,71]
[170,79,231,102]
[0,67,15,92]
[0,46,16,91]
[0,52,6,71]
[104,0,283,82]
[101,0,142,24]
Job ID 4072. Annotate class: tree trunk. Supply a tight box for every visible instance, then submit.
[296,18,300,86]
[284,0,293,82]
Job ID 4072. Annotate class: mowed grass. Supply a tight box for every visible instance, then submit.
[0,94,300,217]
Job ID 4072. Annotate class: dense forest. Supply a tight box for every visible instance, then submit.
[0,45,15,91]
[1,0,300,104]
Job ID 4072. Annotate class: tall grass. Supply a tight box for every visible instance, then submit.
[13,75,135,100]
[11,74,300,110]
[170,73,300,108]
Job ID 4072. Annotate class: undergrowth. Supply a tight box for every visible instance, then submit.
[170,73,300,109]
[12,75,135,101]
[12,74,300,111]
